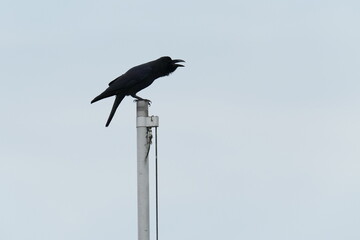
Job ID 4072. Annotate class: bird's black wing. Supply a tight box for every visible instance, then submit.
[91,64,153,104]
[107,65,153,89]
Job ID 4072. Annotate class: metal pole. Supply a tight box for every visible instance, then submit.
[137,100,150,240]
[136,100,159,240]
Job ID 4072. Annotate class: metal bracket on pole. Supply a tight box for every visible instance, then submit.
[137,116,159,128]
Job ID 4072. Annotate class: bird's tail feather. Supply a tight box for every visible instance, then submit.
[91,90,117,104]
[105,94,125,127]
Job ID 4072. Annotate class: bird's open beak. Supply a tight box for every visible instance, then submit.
[172,59,185,67]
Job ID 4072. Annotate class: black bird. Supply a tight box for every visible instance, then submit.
[91,56,185,127]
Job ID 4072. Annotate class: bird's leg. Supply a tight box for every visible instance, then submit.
[131,94,145,101]
[131,94,152,105]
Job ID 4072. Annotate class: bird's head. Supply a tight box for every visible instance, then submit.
[157,56,185,75]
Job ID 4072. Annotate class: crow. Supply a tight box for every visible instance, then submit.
[91,56,185,127]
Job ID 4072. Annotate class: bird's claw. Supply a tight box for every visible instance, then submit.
[141,99,152,106]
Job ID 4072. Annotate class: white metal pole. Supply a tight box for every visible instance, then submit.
[136,100,159,240]
[137,100,150,240]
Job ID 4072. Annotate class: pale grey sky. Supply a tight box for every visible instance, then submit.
[1,0,360,239]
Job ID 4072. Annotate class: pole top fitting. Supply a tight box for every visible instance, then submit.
[137,116,159,128]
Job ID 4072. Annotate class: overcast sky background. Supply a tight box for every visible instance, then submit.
[1,0,360,239]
